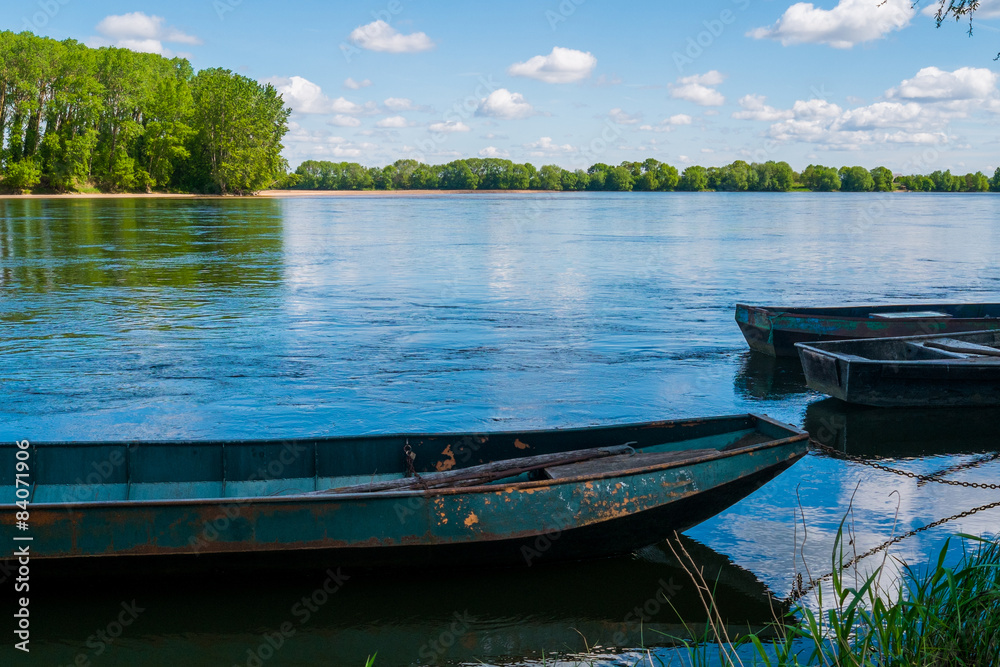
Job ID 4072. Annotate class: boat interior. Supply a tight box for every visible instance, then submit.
[2,415,798,505]
[804,331,1000,362]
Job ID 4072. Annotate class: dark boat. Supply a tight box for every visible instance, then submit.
[736,303,1000,357]
[796,330,1000,407]
[1,415,806,569]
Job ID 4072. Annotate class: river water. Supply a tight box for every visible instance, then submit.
[2,193,999,665]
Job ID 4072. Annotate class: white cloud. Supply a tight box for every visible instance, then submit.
[748,0,915,49]
[376,115,412,128]
[284,122,366,159]
[607,108,642,125]
[525,137,576,156]
[349,20,434,53]
[760,79,971,149]
[507,47,597,84]
[732,94,794,121]
[384,97,413,111]
[92,12,200,55]
[327,115,362,127]
[639,114,693,132]
[344,77,372,90]
[268,76,369,115]
[669,71,726,106]
[889,66,999,101]
[479,146,510,158]
[477,89,535,119]
[429,120,471,133]
[838,102,924,129]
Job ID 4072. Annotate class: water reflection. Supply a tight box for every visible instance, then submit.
[0,198,284,292]
[27,536,784,667]
[805,398,1000,458]
[733,351,810,400]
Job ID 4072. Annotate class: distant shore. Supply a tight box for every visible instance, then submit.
[0,190,549,200]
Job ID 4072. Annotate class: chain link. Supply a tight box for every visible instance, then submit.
[789,499,1000,600]
[809,439,1000,490]
[788,438,1000,600]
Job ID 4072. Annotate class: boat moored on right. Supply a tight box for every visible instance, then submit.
[796,330,1000,407]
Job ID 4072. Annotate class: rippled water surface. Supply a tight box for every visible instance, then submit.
[2,193,999,666]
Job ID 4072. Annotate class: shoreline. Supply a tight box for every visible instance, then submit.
[0,189,555,200]
[0,189,944,200]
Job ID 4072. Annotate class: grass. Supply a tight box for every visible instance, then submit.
[658,531,1000,667]
[361,531,998,666]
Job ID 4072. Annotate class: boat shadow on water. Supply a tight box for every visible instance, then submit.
[805,398,1000,458]
[22,536,787,667]
[734,351,811,400]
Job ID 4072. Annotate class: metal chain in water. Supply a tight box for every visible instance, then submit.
[808,439,1000,490]
[788,498,1000,600]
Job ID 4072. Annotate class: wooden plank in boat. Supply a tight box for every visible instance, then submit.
[923,339,1000,358]
[869,311,952,320]
[544,448,718,480]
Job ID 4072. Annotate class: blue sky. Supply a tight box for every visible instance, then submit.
[10,0,1000,173]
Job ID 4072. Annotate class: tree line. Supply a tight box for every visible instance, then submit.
[292,159,1000,193]
[0,31,291,195]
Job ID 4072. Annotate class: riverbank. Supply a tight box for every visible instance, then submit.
[0,190,547,200]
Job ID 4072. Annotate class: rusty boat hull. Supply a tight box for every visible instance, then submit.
[797,330,1000,407]
[1,415,807,570]
[736,303,1000,357]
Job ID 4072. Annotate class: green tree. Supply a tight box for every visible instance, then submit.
[839,166,875,192]
[537,164,564,191]
[963,171,990,192]
[718,160,757,191]
[1,158,40,192]
[870,166,894,192]
[440,160,479,190]
[678,165,708,191]
[753,161,793,192]
[928,169,958,192]
[991,167,1000,192]
[191,68,290,194]
[801,164,841,191]
[606,165,634,191]
[652,162,679,191]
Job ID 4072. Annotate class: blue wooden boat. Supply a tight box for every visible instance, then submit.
[736,303,1000,357]
[797,330,1000,407]
[1,415,806,570]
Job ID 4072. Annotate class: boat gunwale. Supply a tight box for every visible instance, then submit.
[10,413,761,449]
[737,302,1000,323]
[795,331,1000,366]
[4,417,807,510]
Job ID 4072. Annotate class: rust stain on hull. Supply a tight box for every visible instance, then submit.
[436,445,457,471]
